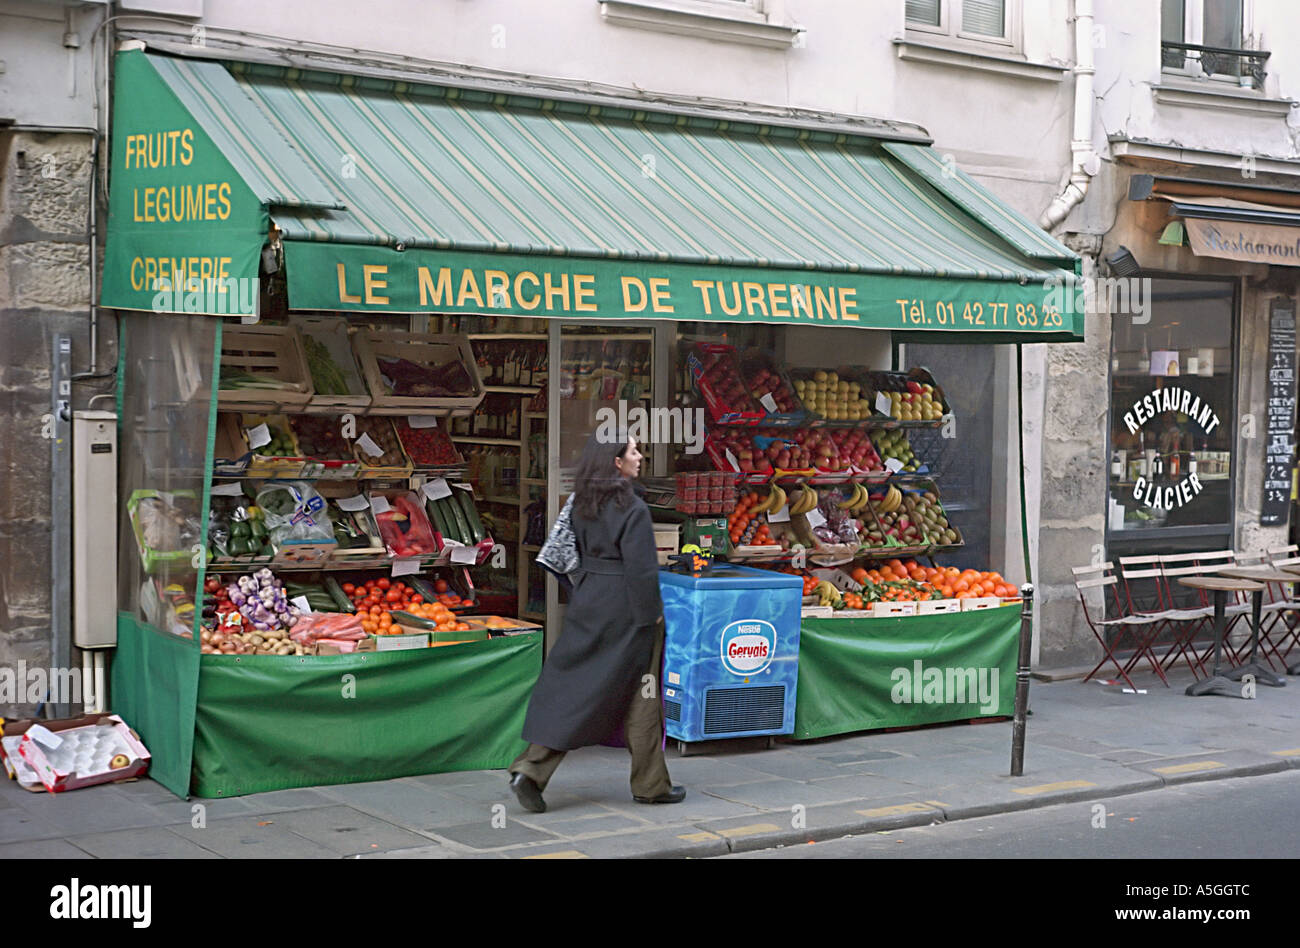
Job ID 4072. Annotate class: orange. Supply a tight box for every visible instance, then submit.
[953,579,970,593]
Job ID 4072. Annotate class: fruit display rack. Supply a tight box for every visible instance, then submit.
[716,477,963,565]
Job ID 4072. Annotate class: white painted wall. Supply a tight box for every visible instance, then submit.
[1091,0,1300,164]
[0,1,105,128]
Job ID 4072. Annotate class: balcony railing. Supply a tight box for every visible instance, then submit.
[1161,41,1269,90]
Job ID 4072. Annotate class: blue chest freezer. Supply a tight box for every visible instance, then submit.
[659,564,803,742]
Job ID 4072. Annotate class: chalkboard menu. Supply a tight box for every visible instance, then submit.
[1261,298,1296,526]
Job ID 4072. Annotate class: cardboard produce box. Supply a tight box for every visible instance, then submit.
[12,713,150,793]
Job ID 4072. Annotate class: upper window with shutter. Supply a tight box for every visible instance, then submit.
[905,0,1017,51]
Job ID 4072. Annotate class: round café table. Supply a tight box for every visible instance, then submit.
[1214,567,1292,687]
[1178,576,1263,698]
[1259,563,1300,675]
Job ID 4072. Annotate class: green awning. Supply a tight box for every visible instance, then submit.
[101,51,1081,340]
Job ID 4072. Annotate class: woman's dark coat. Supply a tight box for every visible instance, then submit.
[520,489,664,751]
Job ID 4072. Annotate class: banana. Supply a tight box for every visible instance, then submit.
[788,488,806,516]
[751,488,774,515]
[794,487,819,516]
[882,485,902,514]
[837,485,859,511]
[770,483,787,514]
[850,482,868,513]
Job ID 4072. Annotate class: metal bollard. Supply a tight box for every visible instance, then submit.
[1010,583,1034,777]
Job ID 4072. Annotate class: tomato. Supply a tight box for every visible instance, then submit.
[410,594,423,604]
[341,583,356,595]
[386,589,402,603]
[434,579,449,594]
[377,578,391,590]
[365,579,378,589]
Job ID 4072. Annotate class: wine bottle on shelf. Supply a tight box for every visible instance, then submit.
[519,345,532,387]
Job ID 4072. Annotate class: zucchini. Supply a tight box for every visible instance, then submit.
[323,576,355,613]
[426,496,454,542]
[444,493,471,545]
[457,489,486,543]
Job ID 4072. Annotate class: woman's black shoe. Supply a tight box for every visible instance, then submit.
[634,785,686,804]
[510,772,547,813]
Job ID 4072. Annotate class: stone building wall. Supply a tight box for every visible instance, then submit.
[0,130,113,716]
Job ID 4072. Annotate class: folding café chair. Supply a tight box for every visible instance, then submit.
[1116,555,1205,681]
[1263,546,1300,668]
[1074,562,1166,689]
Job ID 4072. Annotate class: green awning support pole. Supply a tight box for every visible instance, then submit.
[1011,342,1033,777]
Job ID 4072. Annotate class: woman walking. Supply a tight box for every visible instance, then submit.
[508,430,685,812]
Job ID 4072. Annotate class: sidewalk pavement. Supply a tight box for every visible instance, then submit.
[3,667,1298,859]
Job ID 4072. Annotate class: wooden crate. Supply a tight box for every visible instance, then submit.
[239,412,307,479]
[218,324,314,410]
[290,315,372,411]
[353,332,484,415]
[350,417,414,479]
[213,413,251,478]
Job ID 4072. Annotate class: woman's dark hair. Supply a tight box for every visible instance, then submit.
[573,428,635,521]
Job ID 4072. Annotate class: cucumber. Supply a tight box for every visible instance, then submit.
[445,493,472,545]
[306,593,338,612]
[457,489,486,543]
[426,496,454,541]
[323,576,355,613]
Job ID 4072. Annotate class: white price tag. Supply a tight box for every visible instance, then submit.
[356,432,384,458]
[875,392,892,416]
[407,415,439,429]
[336,494,370,512]
[369,494,391,514]
[759,392,779,413]
[805,508,827,529]
[26,725,63,750]
[246,423,272,449]
[725,449,739,471]
[450,544,479,565]
[392,557,421,577]
[211,482,245,496]
[291,595,312,613]
[884,457,905,473]
[422,478,452,501]
[768,503,791,523]
[667,672,681,685]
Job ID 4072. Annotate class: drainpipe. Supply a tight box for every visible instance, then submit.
[1039,0,1098,231]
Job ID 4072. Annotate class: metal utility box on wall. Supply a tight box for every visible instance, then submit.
[73,411,117,648]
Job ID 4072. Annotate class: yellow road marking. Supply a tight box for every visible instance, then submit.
[1012,779,1096,795]
[1153,761,1224,775]
[924,800,950,807]
[1271,748,1300,757]
[716,823,781,838]
[856,802,937,818]
[677,831,722,842]
[522,850,588,859]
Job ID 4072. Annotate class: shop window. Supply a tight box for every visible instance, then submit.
[1107,278,1236,537]
[905,0,1018,50]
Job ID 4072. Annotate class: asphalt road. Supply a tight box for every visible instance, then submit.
[724,769,1300,859]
